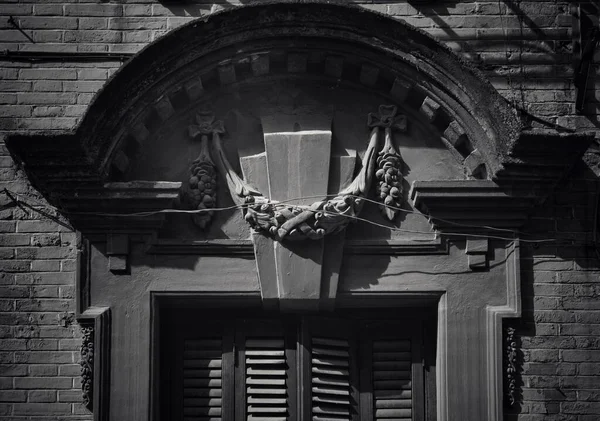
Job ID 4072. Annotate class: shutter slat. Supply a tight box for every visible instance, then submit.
[312,357,349,367]
[184,389,222,398]
[373,370,411,380]
[372,341,410,351]
[311,336,352,421]
[312,367,350,377]
[246,337,288,420]
[372,339,413,421]
[375,399,412,409]
[184,398,223,407]
[246,350,285,357]
[182,359,222,369]
[247,358,286,365]
[374,408,412,418]
[183,337,223,421]
[313,338,348,348]
[373,361,411,371]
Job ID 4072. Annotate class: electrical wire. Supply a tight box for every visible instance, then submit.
[0,188,591,245]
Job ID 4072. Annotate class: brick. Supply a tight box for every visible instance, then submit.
[18,17,78,30]
[32,80,63,92]
[58,389,82,403]
[0,234,29,247]
[64,30,123,43]
[27,339,58,351]
[60,260,76,272]
[30,233,61,247]
[562,350,600,362]
[16,220,71,233]
[17,272,73,285]
[33,4,63,15]
[0,339,26,351]
[15,299,71,312]
[65,4,123,17]
[560,324,600,336]
[28,390,56,402]
[78,17,109,30]
[63,81,106,92]
[17,93,76,105]
[0,390,26,402]
[0,260,30,273]
[525,349,559,363]
[14,350,73,364]
[19,69,77,80]
[13,402,71,415]
[1,364,26,377]
[28,364,58,376]
[16,247,75,260]
[31,260,61,272]
[0,287,28,298]
[578,363,600,376]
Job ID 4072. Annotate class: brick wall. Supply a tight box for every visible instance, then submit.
[0,1,598,420]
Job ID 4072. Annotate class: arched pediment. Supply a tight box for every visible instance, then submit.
[6,2,592,235]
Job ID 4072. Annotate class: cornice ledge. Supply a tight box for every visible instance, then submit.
[410,180,537,232]
[494,129,595,183]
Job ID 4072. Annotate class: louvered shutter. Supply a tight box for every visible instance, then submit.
[236,319,296,421]
[183,337,224,421]
[360,321,424,421]
[304,318,359,421]
[162,318,234,421]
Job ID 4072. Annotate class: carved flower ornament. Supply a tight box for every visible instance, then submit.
[183,106,406,241]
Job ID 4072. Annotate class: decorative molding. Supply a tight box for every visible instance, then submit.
[466,238,489,270]
[410,180,536,232]
[210,116,380,242]
[504,325,518,407]
[146,238,446,256]
[106,234,129,273]
[183,112,220,230]
[372,105,406,221]
[78,307,111,421]
[486,240,521,421]
[80,325,94,410]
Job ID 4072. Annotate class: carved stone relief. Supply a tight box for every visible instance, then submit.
[504,326,518,407]
[80,324,94,410]
[372,105,406,221]
[183,112,221,229]
[180,105,407,241]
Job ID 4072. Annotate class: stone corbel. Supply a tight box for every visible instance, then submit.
[106,234,128,273]
[79,307,111,421]
[466,238,489,270]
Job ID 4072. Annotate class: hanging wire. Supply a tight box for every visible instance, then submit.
[0,188,592,246]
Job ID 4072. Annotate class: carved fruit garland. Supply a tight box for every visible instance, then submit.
[80,325,94,410]
[370,105,407,221]
[186,113,222,229]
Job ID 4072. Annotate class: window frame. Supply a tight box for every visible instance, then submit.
[156,300,437,421]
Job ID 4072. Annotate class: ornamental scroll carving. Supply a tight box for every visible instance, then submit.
[504,326,518,407]
[183,105,407,239]
[80,325,94,410]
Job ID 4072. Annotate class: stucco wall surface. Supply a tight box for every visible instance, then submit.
[1,1,599,420]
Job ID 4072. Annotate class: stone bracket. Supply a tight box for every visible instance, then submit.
[78,307,111,421]
[107,234,129,273]
[466,238,489,270]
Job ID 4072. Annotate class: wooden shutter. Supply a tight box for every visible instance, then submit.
[360,321,424,421]
[161,317,234,421]
[183,337,224,421]
[304,318,359,421]
[236,319,296,421]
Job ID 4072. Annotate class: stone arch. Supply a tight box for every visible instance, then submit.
[76,2,521,179]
